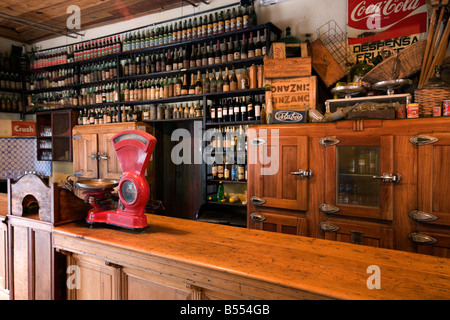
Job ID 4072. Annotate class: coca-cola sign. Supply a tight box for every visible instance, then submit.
[348,0,427,45]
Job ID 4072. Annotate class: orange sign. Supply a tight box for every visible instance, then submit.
[11,121,36,137]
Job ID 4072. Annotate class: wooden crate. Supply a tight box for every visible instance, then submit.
[265,76,317,111]
[310,38,346,88]
[264,56,312,78]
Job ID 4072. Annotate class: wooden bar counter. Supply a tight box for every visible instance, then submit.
[53,213,450,300]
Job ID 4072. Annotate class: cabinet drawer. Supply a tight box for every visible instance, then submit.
[248,211,308,236]
[319,219,394,249]
[408,230,450,259]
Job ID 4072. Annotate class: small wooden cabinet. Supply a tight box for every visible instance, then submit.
[247,119,450,258]
[35,110,77,161]
[72,122,153,180]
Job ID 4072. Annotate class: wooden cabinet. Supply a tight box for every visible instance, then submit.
[72,122,153,180]
[35,110,77,161]
[248,133,310,211]
[248,211,307,236]
[408,133,450,257]
[0,215,8,300]
[247,118,450,257]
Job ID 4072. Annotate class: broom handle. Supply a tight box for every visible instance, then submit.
[423,16,450,85]
[419,0,442,88]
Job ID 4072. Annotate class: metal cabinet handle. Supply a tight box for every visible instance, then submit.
[250,212,266,223]
[100,152,109,160]
[319,221,340,232]
[250,138,266,146]
[290,169,313,178]
[89,152,99,160]
[250,196,266,206]
[408,210,438,223]
[408,232,437,244]
[319,203,340,214]
[409,135,438,146]
[372,173,401,183]
[319,137,340,147]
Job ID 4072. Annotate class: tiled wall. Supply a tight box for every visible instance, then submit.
[0,138,52,179]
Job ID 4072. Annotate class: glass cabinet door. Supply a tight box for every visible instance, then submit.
[323,135,395,221]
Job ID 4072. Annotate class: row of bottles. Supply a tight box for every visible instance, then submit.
[122,4,257,51]
[0,93,23,112]
[30,47,71,69]
[208,95,264,123]
[0,72,22,90]
[77,107,122,125]
[73,36,122,62]
[120,66,263,102]
[30,90,79,107]
[78,83,119,105]
[121,31,266,77]
[80,60,117,83]
[28,68,77,90]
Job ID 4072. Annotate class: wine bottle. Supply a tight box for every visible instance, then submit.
[236,6,243,30]
[254,95,261,121]
[190,44,196,69]
[196,43,202,67]
[223,67,230,92]
[243,5,249,29]
[208,42,215,65]
[195,71,203,95]
[188,73,195,95]
[241,34,248,60]
[210,69,217,93]
[234,35,241,60]
[230,8,236,31]
[248,32,255,58]
[247,96,254,121]
[181,74,188,95]
[240,97,247,121]
[227,37,234,62]
[234,97,240,122]
[218,11,225,34]
[214,40,222,64]
[217,68,224,93]
[204,70,210,94]
[255,31,262,56]
[230,66,238,91]
[225,9,231,33]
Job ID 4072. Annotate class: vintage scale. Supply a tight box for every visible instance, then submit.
[76,130,157,230]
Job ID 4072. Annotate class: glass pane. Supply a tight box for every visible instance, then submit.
[336,146,380,208]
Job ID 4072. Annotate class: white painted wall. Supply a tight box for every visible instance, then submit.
[33,0,348,50]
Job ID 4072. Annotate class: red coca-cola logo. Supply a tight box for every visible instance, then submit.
[350,0,424,29]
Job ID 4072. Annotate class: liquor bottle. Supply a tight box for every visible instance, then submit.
[214,40,222,64]
[182,47,189,69]
[249,2,257,27]
[247,96,254,121]
[218,11,225,34]
[255,31,262,56]
[225,9,231,33]
[188,73,195,95]
[224,155,230,180]
[262,29,267,56]
[172,49,179,70]
[234,35,241,60]
[207,13,213,36]
[195,71,203,95]
[197,16,203,38]
[217,100,223,123]
[230,8,237,31]
[209,102,216,122]
[190,44,196,69]
[236,6,243,30]
[254,95,261,121]
[175,75,182,96]
[210,70,217,93]
[187,19,192,40]
[222,99,228,121]
[213,12,218,35]
[181,74,188,95]
[160,51,167,72]
[212,160,218,179]
[234,97,240,122]
[201,15,208,38]
[204,70,210,94]
[201,43,208,66]
[223,67,230,92]
[166,50,173,71]
[243,5,249,29]
[230,66,238,91]
[196,43,202,67]
[240,97,248,121]
[227,37,234,62]
[221,39,228,63]
[248,32,255,58]
[208,42,215,65]
[178,48,184,70]
[217,69,224,92]
[192,18,198,39]
[195,100,202,117]
[241,34,248,60]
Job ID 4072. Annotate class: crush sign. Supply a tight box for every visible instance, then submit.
[348,0,427,45]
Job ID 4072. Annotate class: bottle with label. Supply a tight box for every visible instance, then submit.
[217,181,224,201]
[195,71,203,95]
[181,74,188,95]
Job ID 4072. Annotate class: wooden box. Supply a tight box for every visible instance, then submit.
[266,76,317,111]
[310,39,346,88]
[264,56,312,78]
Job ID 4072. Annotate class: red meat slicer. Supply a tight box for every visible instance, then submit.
[82,130,156,230]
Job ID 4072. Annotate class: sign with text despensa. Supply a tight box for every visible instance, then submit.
[347,0,427,45]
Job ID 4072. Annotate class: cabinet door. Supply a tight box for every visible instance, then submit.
[0,218,8,298]
[323,135,395,221]
[414,133,450,227]
[72,133,98,179]
[319,219,394,249]
[98,132,122,180]
[409,231,450,258]
[67,253,120,300]
[251,134,309,211]
[248,212,308,236]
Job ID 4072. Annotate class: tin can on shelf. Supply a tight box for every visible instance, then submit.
[432,106,441,117]
[443,100,450,116]
[395,104,406,118]
[407,103,419,118]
